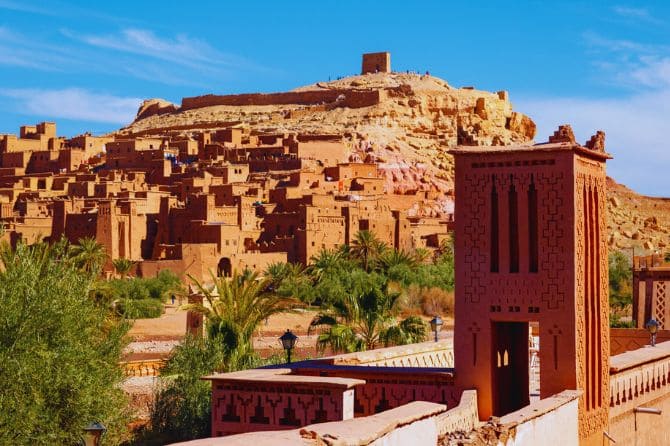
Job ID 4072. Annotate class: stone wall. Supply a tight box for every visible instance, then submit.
[610,328,670,355]
[180,89,384,111]
[608,340,670,445]
[121,359,165,377]
[322,340,454,367]
[295,365,459,417]
[437,390,480,438]
[460,390,580,446]
[361,52,391,74]
[205,368,364,436]
[168,401,447,446]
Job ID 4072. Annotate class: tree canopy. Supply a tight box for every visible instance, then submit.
[0,241,130,445]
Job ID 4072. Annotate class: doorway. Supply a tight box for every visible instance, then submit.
[217,257,232,277]
[491,321,530,416]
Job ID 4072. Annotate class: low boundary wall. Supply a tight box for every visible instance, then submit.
[608,340,670,445]
[465,390,581,445]
[610,328,670,355]
[181,89,384,111]
[169,401,448,446]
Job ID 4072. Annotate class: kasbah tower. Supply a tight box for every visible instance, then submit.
[450,126,610,444]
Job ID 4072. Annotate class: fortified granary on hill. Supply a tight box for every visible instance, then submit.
[0,121,451,280]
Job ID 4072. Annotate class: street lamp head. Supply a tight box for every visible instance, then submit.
[280,329,298,351]
[82,422,106,446]
[646,319,660,335]
[429,316,444,333]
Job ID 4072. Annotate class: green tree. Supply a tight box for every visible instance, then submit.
[184,270,300,370]
[378,249,418,272]
[70,237,107,275]
[135,336,225,445]
[350,230,388,272]
[113,258,135,278]
[0,241,130,445]
[310,277,427,353]
[609,251,632,308]
[135,335,284,445]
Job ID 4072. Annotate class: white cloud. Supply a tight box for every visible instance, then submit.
[0,88,141,124]
[612,5,662,24]
[62,28,253,74]
[513,26,670,196]
[629,56,670,88]
[516,89,670,196]
[0,25,262,87]
[0,0,60,16]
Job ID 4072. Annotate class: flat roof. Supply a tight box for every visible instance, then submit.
[448,141,612,161]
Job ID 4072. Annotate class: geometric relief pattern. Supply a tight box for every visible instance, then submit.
[654,281,667,328]
[479,168,568,311]
[296,368,459,418]
[461,173,489,304]
[353,378,455,417]
[536,171,566,310]
[211,384,344,436]
[574,160,610,440]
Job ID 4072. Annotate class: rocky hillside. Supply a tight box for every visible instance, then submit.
[120,72,668,255]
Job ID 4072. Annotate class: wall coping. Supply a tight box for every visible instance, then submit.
[317,340,452,365]
[169,401,447,446]
[610,340,670,373]
[449,141,612,161]
[498,390,582,426]
[301,401,446,444]
[202,368,365,390]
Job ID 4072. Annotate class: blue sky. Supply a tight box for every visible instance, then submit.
[0,1,668,195]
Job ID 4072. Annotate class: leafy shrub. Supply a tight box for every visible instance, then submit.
[117,298,164,319]
[132,336,283,445]
[0,242,130,445]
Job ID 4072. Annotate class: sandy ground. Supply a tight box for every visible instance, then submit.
[125,304,453,361]
[126,305,322,359]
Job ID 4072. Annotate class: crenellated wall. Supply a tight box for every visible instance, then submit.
[181,89,384,111]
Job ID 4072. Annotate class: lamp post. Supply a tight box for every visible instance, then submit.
[646,319,660,347]
[280,329,298,364]
[81,422,106,446]
[429,316,443,342]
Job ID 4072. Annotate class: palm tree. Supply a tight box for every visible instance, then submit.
[378,249,418,272]
[184,270,301,370]
[264,261,303,290]
[307,249,345,282]
[309,280,427,354]
[112,258,135,278]
[413,248,431,265]
[350,230,388,272]
[69,237,107,274]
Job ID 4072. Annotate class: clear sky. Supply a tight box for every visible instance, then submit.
[0,0,668,195]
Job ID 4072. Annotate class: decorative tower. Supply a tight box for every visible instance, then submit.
[450,126,610,444]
